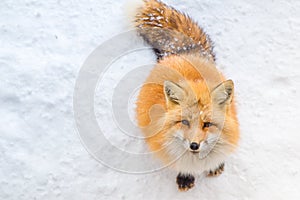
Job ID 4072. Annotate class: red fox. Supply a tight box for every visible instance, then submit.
[132,0,239,191]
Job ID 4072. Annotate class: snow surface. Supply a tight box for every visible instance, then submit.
[1,0,300,199]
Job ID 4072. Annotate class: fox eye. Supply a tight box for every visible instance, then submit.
[181,120,190,126]
[203,122,213,128]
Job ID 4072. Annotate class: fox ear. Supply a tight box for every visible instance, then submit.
[164,81,186,104]
[211,80,234,106]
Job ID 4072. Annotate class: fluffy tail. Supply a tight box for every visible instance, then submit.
[132,0,215,60]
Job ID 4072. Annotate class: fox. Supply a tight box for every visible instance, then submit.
[131,0,240,191]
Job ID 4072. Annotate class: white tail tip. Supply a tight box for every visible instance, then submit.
[123,0,145,28]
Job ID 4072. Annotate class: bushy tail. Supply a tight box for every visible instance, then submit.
[132,0,215,60]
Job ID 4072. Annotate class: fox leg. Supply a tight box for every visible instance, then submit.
[176,173,195,191]
[207,163,225,177]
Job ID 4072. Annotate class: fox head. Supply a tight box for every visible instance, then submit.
[162,79,236,159]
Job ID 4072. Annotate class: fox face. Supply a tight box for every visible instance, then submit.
[162,79,236,167]
[136,55,239,174]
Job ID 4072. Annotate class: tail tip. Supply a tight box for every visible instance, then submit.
[123,0,145,28]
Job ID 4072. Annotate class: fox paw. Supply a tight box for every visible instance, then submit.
[176,173,195,191]
[207,163,225,177]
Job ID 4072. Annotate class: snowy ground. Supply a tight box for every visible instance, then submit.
[1,0,300,199]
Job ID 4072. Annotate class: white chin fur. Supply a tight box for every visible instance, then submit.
[165,131,232,175]
[172,146,231,175]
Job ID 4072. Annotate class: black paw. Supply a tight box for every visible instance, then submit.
[176,173,195,191]
[207,163,225,177]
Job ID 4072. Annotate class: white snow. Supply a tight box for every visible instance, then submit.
[1,0,300,199]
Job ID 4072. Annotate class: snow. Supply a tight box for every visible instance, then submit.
[1,0,300,199]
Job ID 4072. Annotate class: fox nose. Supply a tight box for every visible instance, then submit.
[190,142,199,151]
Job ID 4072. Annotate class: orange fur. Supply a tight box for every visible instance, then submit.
[133,0,239,178]
[136,54,239,164]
